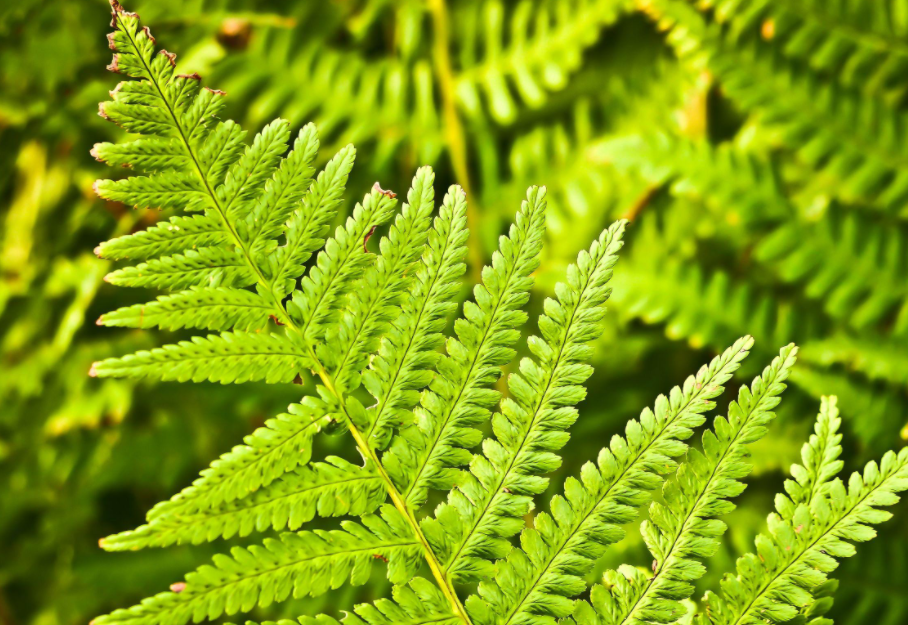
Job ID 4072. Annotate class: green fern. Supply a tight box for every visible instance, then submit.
[88,3,908,625]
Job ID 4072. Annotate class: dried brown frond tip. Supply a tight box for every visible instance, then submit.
[159,50,177,67]
[372,182,397,199]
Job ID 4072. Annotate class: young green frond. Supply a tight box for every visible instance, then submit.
[132,398,335,527]
[425,219,627,582]
[319,167,436,394]
[464,337,763,625]
[95,214,225,261]
[102,458,385,550]
[385,186,547,508]
[87,4,908,625]
[92,507,422,625]
[364,186,470,449]
[696,447,908,624]
[99,287,273,332]
[581,343,797,625]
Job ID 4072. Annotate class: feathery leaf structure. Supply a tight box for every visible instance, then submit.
[386,187,548,508]
[89,4,908,625]
[92,507,422,625]
[694,447,908,624]
[580,343,798,625]
[464,337,758,625]
[427,219,628,582]
[365,187,470,449]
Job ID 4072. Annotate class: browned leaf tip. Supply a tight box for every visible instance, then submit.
[109,0,136,27]
[269,314,285,326]
[159,50,177,67]
[106,54,120,74]
[97,102,110,121]
[204,87,227,96]
[98,537,107,548]
[169,582,187,593]
[107,32,117,51]
[371,182,397,199]
[89,363,100,378]
[93,245,103,258]
[363,225,378,253]
[372,554,388,563]
[177,73,202,82]
[142,25,155,44]
[90,143,103,162]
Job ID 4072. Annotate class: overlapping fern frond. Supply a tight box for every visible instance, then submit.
[88,3,908,625]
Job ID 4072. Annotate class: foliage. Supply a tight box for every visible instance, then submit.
[3,1,908,625]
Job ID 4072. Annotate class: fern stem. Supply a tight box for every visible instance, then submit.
[310,361,470,623]
[427,0,483,283]
[116,14,470,619]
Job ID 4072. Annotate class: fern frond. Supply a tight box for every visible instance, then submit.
[384,186,547,508]
[99,287,272,332]
[647,1,908,214]
[92,507,422,625]
[95,215,225,261]
[295,577,461,625]
[594,132,789,224]
[779,396,843,513]
[103,247,253,291]
[319,167,436,395]
[454,0,624,124]
[756,210,908,329]
[463,337,766,625]
[699,0,908,101]
[101,457,385,550]
[246,122,319,252]
[582,343,797,625]
[364,186,470,449]
[426,219,627,582]
[696,447,908,624]
[121,397,335,526]
[288,187,398,343]
[271,145,356,298]
[89,330,311,384]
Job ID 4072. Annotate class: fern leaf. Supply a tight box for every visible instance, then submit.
[103,247,253,291]
[287,187,398,343]
[98,287,272,332]
[101,457,385,550]
[271,145,356,297]
[90,137,189,172]
[463,337,766,625]
[247,123,319,251]
[779,396,844,514]
[91,507,422,625]
[700,0,908,101]
[198,119,247,186]
[295,577,461,625]
[89,330,311,384]
[455,0,624,124]
[320,167,436,394]
[137,397,336,524]
[385,185,547,508]
[364,185,470,449]
[94,172,207,212]
[585,343,798,625]
[428,219,627,582]
[219,119,291,220]
[696,447,908,624]
[96,214,226,261]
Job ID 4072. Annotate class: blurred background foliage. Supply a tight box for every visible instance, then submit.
[1,0,907,624]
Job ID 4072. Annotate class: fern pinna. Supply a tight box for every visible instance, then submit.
[90,3,908,625]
